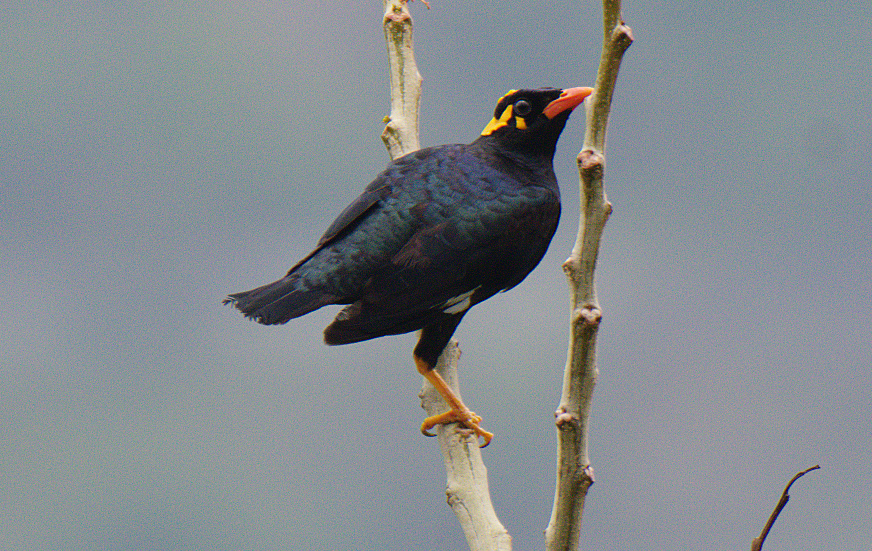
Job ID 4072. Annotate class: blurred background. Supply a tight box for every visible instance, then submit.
[2,1,869,549]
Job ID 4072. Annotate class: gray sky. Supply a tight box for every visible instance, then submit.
[2,1,870,550]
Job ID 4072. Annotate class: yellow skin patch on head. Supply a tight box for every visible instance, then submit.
[481,105,514,136]
[481,90,533,136]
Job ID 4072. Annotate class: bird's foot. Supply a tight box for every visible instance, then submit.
[421,408,493,447]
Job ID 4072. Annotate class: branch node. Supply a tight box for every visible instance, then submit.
[577,149,604,170]
[571,306,602,327]
[384,9,411,24]
[613,23,634,46]
[583,306,602,326]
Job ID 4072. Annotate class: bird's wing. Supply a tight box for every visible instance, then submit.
[383,180,559,301]
[316,180,392,247]
[277,175,395,282]
[283,149,429,279]
[325,170,560,341]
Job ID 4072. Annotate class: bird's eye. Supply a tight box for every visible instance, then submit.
[513,99,532,117]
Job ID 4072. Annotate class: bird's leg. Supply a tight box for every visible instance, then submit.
[415,355,494,447]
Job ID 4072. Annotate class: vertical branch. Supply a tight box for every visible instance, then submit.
[381,2,509,549]
[545,2,633,550]
[382,0,422,158]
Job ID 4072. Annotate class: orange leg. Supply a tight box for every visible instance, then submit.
[415,356,493,447]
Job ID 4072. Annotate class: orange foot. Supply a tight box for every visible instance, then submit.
[415,356,494,447]
[421,407,493,447]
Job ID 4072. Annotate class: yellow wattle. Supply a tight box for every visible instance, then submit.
[480,104,514,136]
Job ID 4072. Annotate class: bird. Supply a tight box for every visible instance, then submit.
[224,86,593,446]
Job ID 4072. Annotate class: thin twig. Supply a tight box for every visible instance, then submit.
[751,465,820,551]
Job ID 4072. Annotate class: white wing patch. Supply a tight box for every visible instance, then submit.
[441,287,480,314]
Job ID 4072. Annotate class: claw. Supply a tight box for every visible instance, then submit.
[420,408,494,447]
[415,354,495,447]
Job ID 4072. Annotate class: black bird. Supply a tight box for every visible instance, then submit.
[225,86,593,445]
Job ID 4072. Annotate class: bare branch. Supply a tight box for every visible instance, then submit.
[545,2,632,550]
[420,341,512,551]
[751,465,820,551]
[380,3,508,549]
[382,0,422,158]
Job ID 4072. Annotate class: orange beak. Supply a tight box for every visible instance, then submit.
[543,87,594,119]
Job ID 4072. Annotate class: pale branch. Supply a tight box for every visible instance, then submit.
[420,341,512,551]
[380,2,509,549]
[382,0,422,158]
[586,20,635,157]
[751,465,820,551]
[545,2,632,550]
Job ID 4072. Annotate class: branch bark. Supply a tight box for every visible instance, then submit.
[420,341,512,551]
[381,2,509,549]
[382,0,422,158]
[545,2,632,550]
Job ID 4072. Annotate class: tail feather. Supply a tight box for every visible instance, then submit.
[224,276,338,325]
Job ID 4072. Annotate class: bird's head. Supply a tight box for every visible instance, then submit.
[477,87,593,158]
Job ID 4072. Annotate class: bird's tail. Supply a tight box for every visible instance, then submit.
[223,275,338,326]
